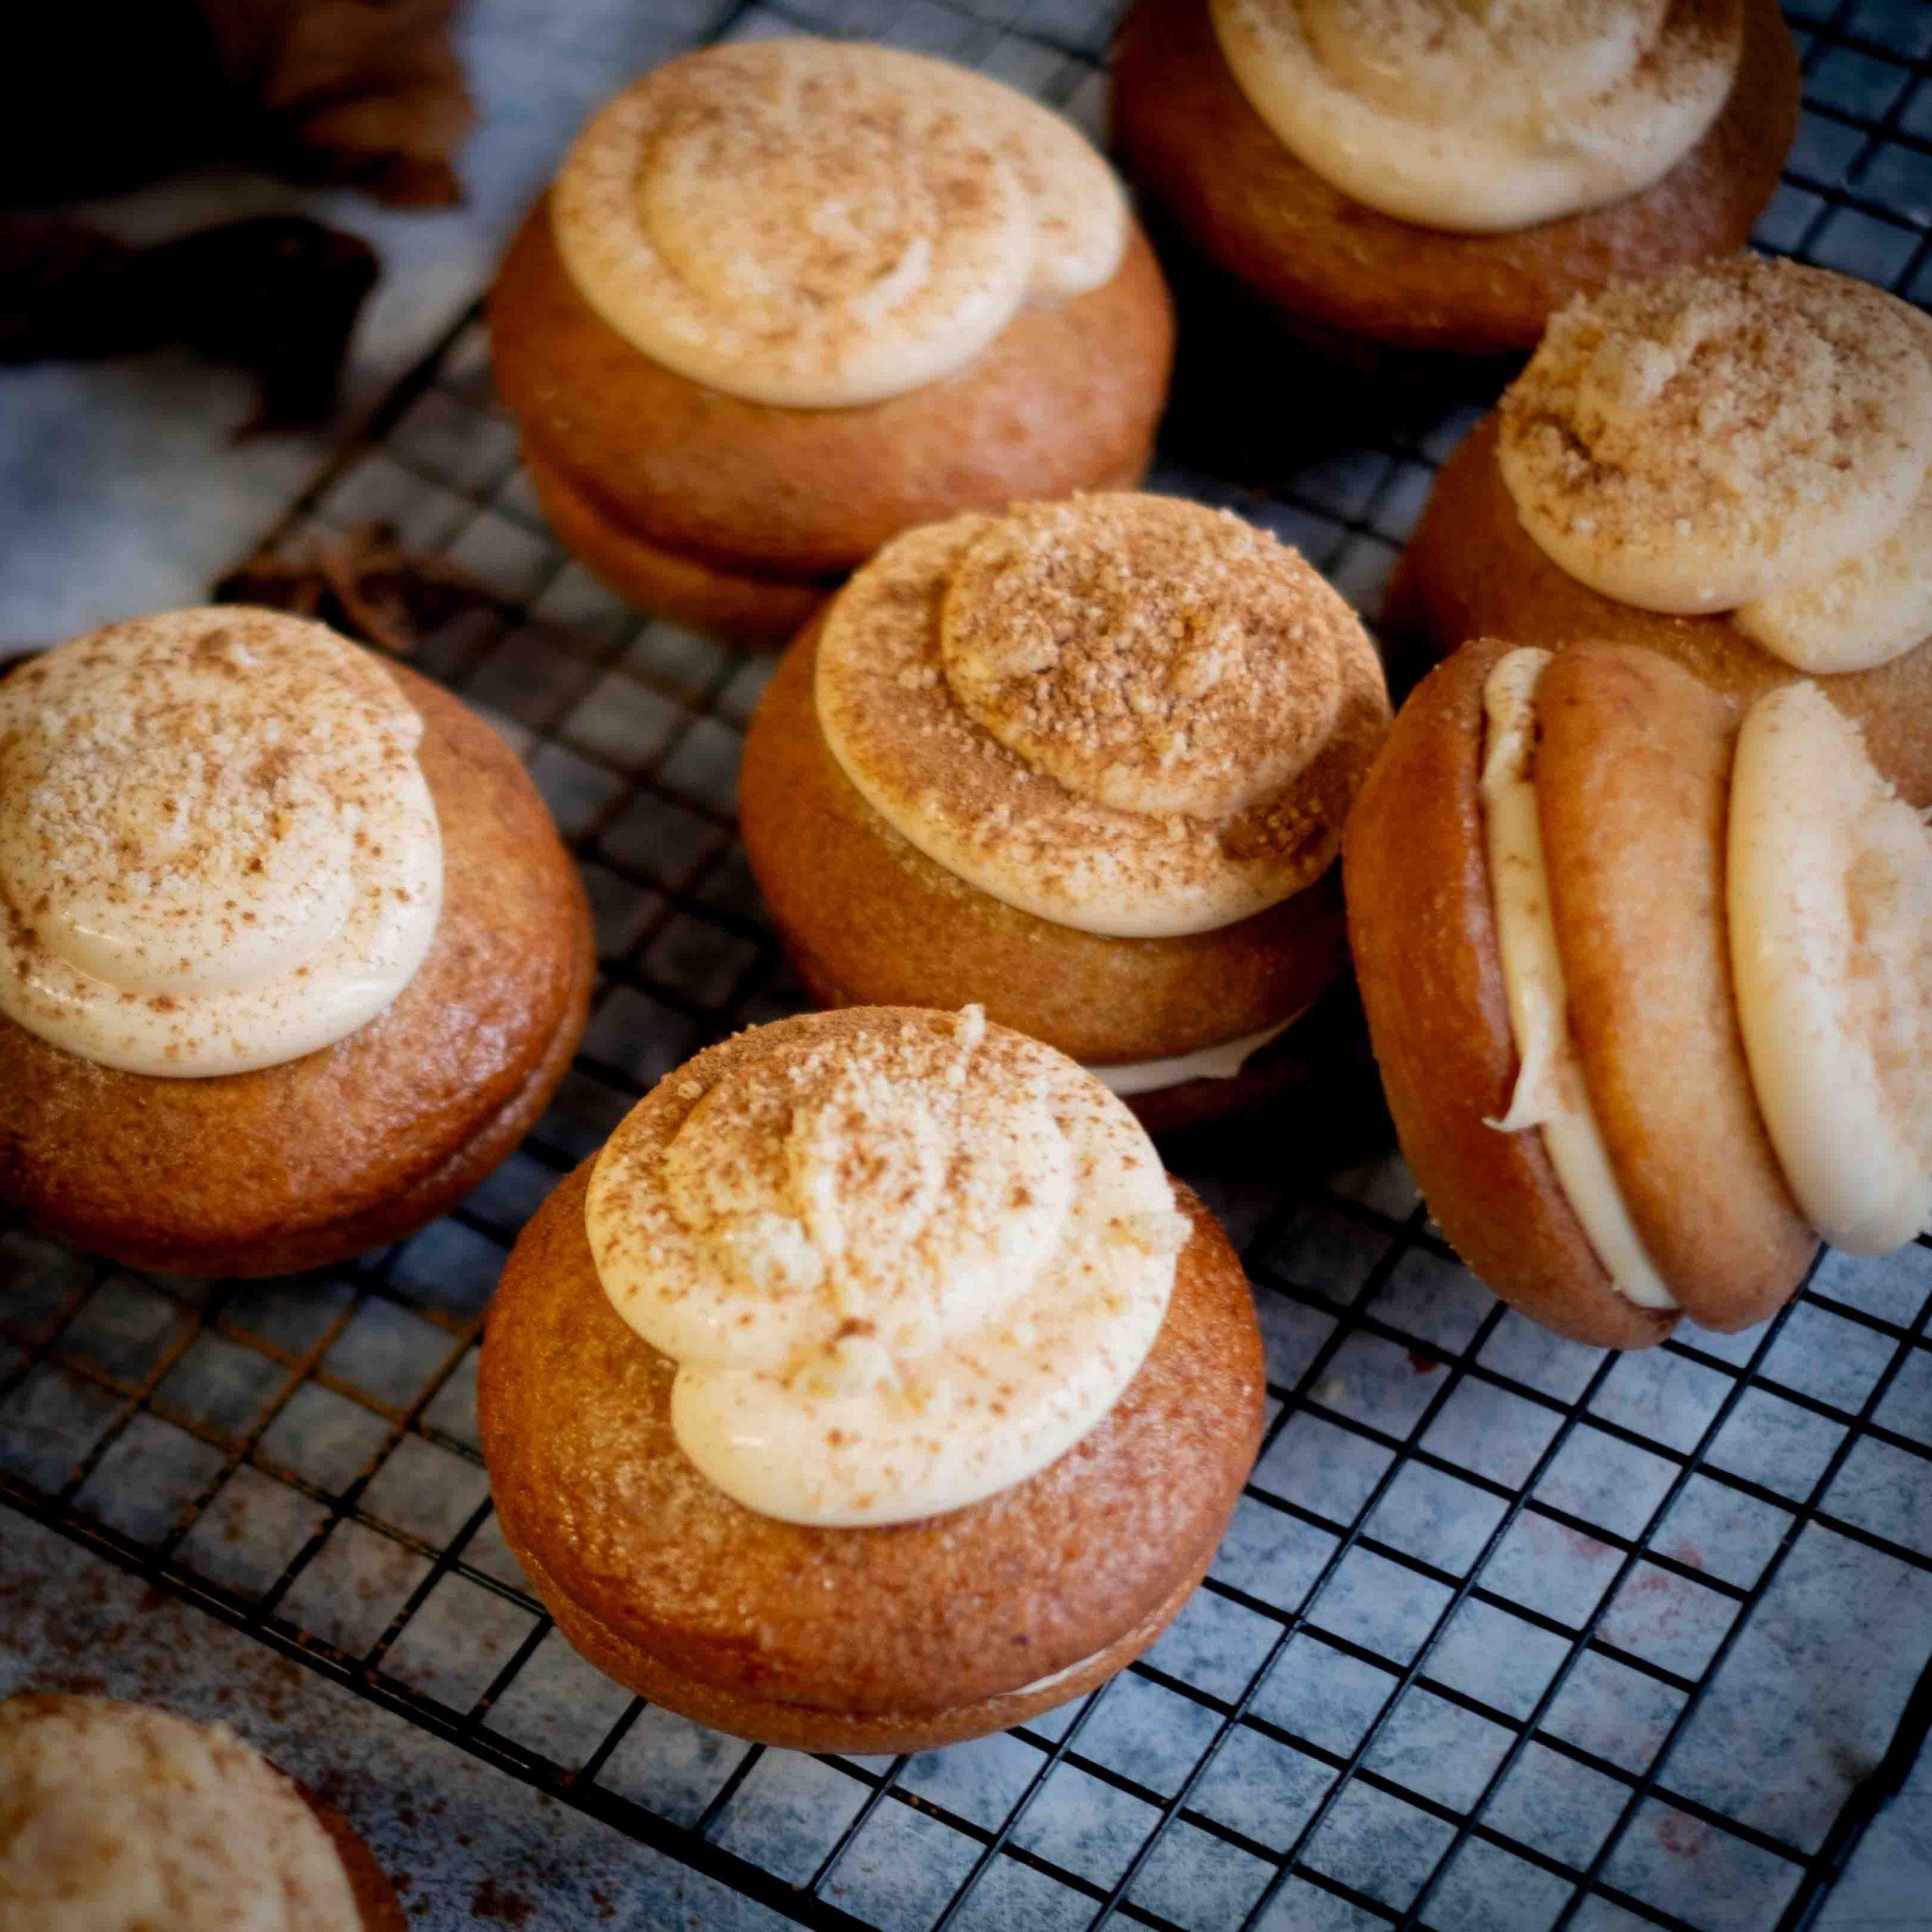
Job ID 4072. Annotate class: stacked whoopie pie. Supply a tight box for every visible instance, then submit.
[489,38,1174,645]
[1389,254,1932,807]
[1346,638,1930,1348]
[0,608,590,1275]
[480,1006,1264,1751]
[739,491,1391,1128]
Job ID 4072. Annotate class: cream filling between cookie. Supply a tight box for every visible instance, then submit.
[553,38,1126,409]
[1209,0,1739,234]
[1478,649,1678,1311]
[587,1008,1185,1527]
[1089,1017,1299,1097]
[1010,1647,1112,1698]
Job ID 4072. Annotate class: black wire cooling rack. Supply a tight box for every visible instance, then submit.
[5,2,1932,1928]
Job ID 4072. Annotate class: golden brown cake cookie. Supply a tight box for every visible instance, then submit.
[1386,261,1932,806]
[738,494,1389,1125]
[1343,635,1930,1346]
[488,40,1174,645]
[478,1008,1266,1752]
[521,445,832,648]
[0,609,592,1277]
[1532,648,1814,1329]
[1111,0,1795,361]
[0,1693,406,1932]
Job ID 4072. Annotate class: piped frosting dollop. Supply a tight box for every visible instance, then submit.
[815,494,1389,939]
[585,1007,1184,1527]
[1211,0,1740,233]
[1728,683,1931,1252]
[0,1694,361,1932]
[0,608,441,1077]
[552,38,1128,409]
[1500,257,1932,670]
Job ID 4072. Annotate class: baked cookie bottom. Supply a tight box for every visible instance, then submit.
[507,1520,1217,1754]
[14,897,594,1279]
[775,909,1348,1134]
[525,445,833,648]
[524,441,1154,650]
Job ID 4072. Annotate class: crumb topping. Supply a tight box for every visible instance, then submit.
[1500,257,1932,614]
[817,494,1389,939]
[940,494,1343,818]
[1303,0,1675,118]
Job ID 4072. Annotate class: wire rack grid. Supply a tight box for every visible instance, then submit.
[5,2,1932,1929]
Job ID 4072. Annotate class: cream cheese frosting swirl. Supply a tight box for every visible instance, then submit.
[1500,257,1932,671]
[552,38,1128,408]
[1728,684,1930,1253]
[815,494,1390,939]
[0,1694,361,1932]
[585,1006,1186,1527]
[1211,0,1740,233]
[0,608,441,1078]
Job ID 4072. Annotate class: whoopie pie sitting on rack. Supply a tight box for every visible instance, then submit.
[1345,638,1930,1348]
[1386,254,1932,807]
[479,1005,1264,1752]
[738,491,1392,1128]
[488,37,1174,646]
[1110,0,1796,362]
[0,607,592,1275]
[0,1693,406,1929]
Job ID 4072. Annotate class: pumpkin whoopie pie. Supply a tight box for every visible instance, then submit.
[488,38,1174,647]
[1111,0,1795,363]
[1343,638,1930,1348]
[479,1005,1265,1752]
[1386,256,1932,806]
[0,1693,406,1931]
[738,492,1392,1128]
[0,607,592,1277]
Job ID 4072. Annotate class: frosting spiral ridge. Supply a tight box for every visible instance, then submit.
[817,494,1389,939]
[586,1008,1184,1527]
[1211,0,1740,232]
[552,38,1128,408]
[1499,257,1932,670]
[0,608,442,1078]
